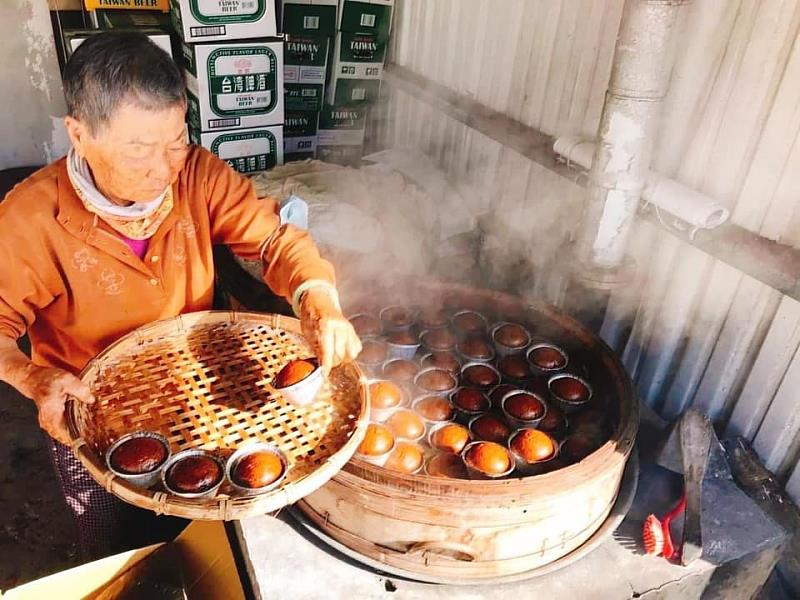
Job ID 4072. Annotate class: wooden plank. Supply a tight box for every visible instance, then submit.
[680,410,713,565]
[726,295,800,441]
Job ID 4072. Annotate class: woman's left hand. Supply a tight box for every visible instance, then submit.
[299,288,362,375]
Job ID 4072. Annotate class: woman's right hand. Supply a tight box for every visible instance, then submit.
[22,366,94,445]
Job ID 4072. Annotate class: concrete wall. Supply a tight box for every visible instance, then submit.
[0,0,70,171]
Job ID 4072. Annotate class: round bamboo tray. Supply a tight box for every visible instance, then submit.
[297,281,639,581]
[67,311,369,520]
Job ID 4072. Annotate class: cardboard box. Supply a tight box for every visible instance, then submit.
[317,102,365,164]
[338,0,393,42]
[62,28,173,61]
[284,34,329,111]
[327,73,381,104]
[99,10,178,58]
[190,125,284,173]
[100,8,174,30]
[326,31,384,104]
[2,521,245,600]
[85,0,169,11]
[185,40,284,131]
[281,0,338,36]
[170,0,277,43]
[284,110,319,161]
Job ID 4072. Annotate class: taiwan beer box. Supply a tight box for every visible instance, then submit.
[284,34,329,111]
[326,31,383,104]
[170,0,277,43]
[85,0,169,10]
[190,125,284,173]
[317,103,366,165]
[338,0,393,43]
[100,9,174,30]
[284,110,319,161]
[281,0,338,37]
[185,40,284,131]
[99,10,177,57]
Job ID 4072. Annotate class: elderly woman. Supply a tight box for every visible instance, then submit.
[0,32,361,558]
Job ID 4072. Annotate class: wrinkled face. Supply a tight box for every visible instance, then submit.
[65,101,189,205]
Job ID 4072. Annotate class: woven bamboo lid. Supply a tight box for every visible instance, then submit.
[66,311,369,520]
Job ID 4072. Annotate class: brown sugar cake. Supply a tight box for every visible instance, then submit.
[110,436,167,475]
[510,429,557,464]
[166,454,223,494]
[464,442,512,477]
[233,451,285,489]
[469,414,511,444]
[493,323,529,348]
[350,313,382,337]
[461,363,500,388]
[274,358,317,388]
[369,380,403,409]
[430,423,470,454]
[413,395,455,422]
[358,423,395,457]
[528,344,568,370]
[416,368,457,392]
[386,409,425,440]
[384,442,424,474]
[452,388,490,413]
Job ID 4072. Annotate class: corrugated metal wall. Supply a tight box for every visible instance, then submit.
[376,0,800,502]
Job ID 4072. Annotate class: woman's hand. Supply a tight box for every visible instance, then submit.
[21,365,94,445]
[299,288,362,375]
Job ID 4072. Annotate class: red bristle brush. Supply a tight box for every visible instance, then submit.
[642,493,687,560]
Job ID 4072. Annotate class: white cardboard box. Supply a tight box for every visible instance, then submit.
[190,125,285,173]
[185,40,284,131]
[170,0,277,43]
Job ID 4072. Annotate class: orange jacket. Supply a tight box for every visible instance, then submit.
[0,146,334,374]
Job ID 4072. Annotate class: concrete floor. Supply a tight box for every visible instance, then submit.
[0,380,80,590]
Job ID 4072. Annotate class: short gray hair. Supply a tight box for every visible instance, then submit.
[64,31,185,134]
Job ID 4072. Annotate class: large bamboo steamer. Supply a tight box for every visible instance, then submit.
[296,281,639,582]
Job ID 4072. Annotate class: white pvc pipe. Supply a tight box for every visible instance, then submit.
[554,136,730,233]
[575,0,690,269]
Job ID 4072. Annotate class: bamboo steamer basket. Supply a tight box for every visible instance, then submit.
[296,282,638,581]
[67,311,369,520]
